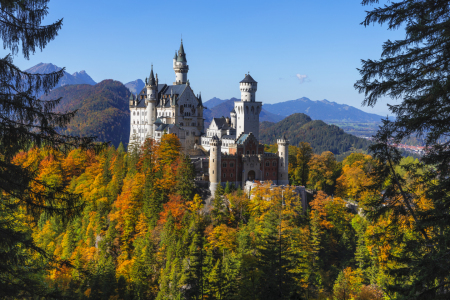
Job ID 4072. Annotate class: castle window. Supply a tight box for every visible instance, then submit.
[223,173,226,178]
[273,172,276,176]
[281,163,283,167]
[213,170,214,174]
[273,161,277,166]
[252,151,255,154]
[133,129,136,133]
[230,173,233,178]
[223,162,227,167]
[266,162,270,167]
[230,163,234,167]
[266,172,269,176]
[246,151,249,154]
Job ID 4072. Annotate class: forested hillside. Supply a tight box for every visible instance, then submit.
[260,113,370,155]
[12,136,410,299]
[41,80,131,148]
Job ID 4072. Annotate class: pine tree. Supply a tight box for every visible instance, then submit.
[355,1,450,298]
[0,1,98,297]
[175,154,195,201]
[212,183,226,225]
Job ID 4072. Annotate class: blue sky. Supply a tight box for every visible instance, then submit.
[5,0,403,116]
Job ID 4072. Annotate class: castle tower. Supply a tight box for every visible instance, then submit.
[209,135,221,196]
[173,40,189,85]
[145,65,157,138]
[277,134,289,185]
[230,108,237,129]
[235,74,262,139]
[129,93,135,107]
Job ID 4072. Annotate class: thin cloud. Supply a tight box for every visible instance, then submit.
[296,74,309,84]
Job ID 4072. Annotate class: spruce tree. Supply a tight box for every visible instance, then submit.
[0,1,98,298]
[355,1,450,298]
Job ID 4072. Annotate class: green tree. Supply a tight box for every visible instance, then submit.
[0,1,97,298]
[355,0,450,298]
[175,154,195,201]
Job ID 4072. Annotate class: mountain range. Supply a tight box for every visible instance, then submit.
[204,97,384,123]
[41,80,130,148]
[25,63,96,89]
[36,79,369,155]
[203,98,284,125]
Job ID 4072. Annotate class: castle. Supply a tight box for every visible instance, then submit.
[129,41,289,195]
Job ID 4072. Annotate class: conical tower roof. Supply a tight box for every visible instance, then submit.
[177,40,187,62]
[148,65,156,86]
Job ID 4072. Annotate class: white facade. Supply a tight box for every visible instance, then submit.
[128,41,204,150]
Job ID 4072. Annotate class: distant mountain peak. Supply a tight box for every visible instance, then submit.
[25,63,96,90]
[124,79,145,94]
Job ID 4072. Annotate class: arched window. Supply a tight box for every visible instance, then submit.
[230,173,233,178]
[266,161,270,166]
[223,173,226,178]
[266,172,269,176]
[133,112,135,116]
[230,163,234,167]
[273,161,277,166]
[222,162,227,167]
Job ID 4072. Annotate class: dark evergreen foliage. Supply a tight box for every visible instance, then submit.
[0,1,98,297]
[356,0,450,298]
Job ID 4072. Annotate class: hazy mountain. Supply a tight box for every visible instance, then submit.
[125,79,145,94]
[260,113,370,155]
[41,80,130,148]
[263,97,384,122]
[203,98,284,126]
[203,97,228,109]
[25,63,96,89]
[72,70,96,85]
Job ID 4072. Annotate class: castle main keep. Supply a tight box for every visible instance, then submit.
[129,41,289,195]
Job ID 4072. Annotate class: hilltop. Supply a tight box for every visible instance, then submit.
[41,80,130,148]
[260,113,370,155]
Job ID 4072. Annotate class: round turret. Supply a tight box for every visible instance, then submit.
[277,134,289,185]
[173,40,189,85]
[209,135,222,196]
[230,108,237,129]
[129,93,135,107]
[240,73,258,102]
